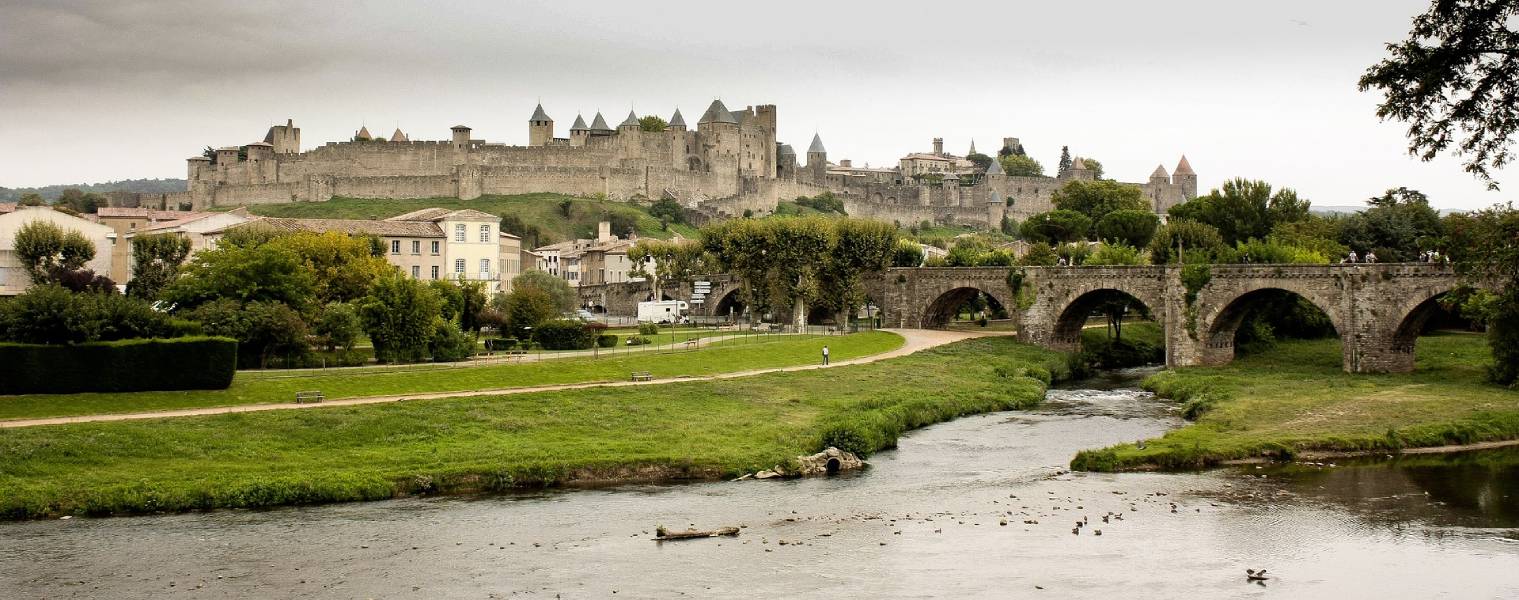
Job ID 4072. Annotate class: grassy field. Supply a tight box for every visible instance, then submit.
[0,332,901,421]
[1071,332,1519,471]
[235,193,701,241]
[0,337,1067,519]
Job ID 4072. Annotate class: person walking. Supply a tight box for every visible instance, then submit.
[822,345,830,366]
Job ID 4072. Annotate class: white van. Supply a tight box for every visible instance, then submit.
[637,300,689,324]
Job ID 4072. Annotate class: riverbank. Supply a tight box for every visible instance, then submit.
[1071,331,1519,471]
[0,336,1066,519]
[0,332,901,421]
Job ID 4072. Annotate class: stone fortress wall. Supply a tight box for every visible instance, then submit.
[135,101,1198,230]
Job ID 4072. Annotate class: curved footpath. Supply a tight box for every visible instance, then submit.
[0,329,1004,429]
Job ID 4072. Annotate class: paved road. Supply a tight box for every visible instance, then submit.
[0,329,1007,429]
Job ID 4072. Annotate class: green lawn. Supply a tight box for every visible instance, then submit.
[0,337,1067,519]
[0,332,901,421]
[1072,332,1519,471]
[233,193,701,241]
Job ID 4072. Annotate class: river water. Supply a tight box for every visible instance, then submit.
[3,371,1516,599]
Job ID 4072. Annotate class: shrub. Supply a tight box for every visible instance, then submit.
[0,337,236,394]
[0,285,177,344]
[428,319,475,362]
[597,334,617,348]
[626,336,651,346]
[533,319,595,350]
[313,302,362,351]
[360,275,440,364]
[638,322,660,335]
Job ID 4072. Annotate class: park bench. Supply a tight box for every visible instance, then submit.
[683,339,698,348]
[295,390,324,404]
[630,371,653,382]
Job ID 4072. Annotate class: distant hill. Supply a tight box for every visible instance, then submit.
[0,178,187,201]
[1311,204,1466,216]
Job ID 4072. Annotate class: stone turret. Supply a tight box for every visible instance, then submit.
[528,103,554,147]
[569,114,590,147]
[355,125,373,141]
[389,128,409,142]
[968,139,978,156]
[806,133,828,180]
[1172,155,1197,199]
[668,108,686,132]
[264,119,300,154]
[985,154,1004,176]
[618,110,641,132]
[933,137,944,156]
[589,112,613,135]
[1149,164,1170,185]
[451,125,471,150]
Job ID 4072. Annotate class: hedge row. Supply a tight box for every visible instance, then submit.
[0,337,238,395]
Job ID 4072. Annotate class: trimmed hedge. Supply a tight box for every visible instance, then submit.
[0,337,237,394]
[533,319,594,350]
[597,334,617,348]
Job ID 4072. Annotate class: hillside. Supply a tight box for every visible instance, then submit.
[236,193,700,246]
[0,178,187,201]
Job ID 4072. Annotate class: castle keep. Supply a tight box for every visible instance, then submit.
[160,101,1197,229]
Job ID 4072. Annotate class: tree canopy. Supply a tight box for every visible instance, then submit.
[1019,210,1092,244]
[639,115,668,132]
[512,269,577,312]
[1051,179,1148,225]
[1096,209,1160,248]
[1359,0,1519,189]
[1000,154,1045,177]
[13,221,96,284]
[1167,178,1311,245]
[1336,187,1444,260]
[126,233,191,300]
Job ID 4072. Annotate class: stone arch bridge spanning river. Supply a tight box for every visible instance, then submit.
[576,264,1459,373]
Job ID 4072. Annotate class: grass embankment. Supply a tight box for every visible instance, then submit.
[237,193,700,241]
[1072,332,1519,471]
[0,337,1066,519]
[0,333,900,421]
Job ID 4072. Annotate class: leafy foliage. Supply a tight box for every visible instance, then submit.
[0,285,184,344]
[0,337,236,395]
[532,319,596,350]
[1051,179,1146,225]
[126,233,190,300]
[359,275,441,364]
[1148,220,1227,264]
[1336,187,1444,261]
[1084,243,1149,266]
[1095,209,1160,247]
[648,198,686,225]
[1018,210,1092,244]
[1167,178,1310,245]
[1359,0,1519,188]
[512,269,577,312]
[891,240,924,267]
[638,115,668,132]
[999,154,1045,177]
[499,286,559,340]
[1444,203,1519,385]
[428,318,476,362]
[164,240,316,310]
[313,302,362,352]
[185,299,310,368]
[13,221,95,284]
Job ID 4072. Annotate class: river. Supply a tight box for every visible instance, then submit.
[3,370,1516,599]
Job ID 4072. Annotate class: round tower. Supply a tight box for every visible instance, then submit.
[528,104,553,147]
[569,113,590,147]
[1173,155,1197,199]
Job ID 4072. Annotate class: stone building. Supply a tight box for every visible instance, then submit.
[530,221,650,288]
[160,101,1198,231]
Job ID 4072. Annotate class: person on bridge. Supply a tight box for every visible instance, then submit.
[822,345,830,366]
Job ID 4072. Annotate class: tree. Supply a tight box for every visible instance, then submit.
[0,285,175,344]
[648,198,685,224]
[13,221,95,284]
[1096,210,1161,248]
[639,115,669,132]
[818,218,897,323]
[164,242,315,310]
[313,302,361,351]
[500,286,559,339]
[1359,0,1519,189]
[1019,210,1093,244]
[359,275,441,364]
[127,233,191,300]
[1000,154,1045,177]
[558,199,574,218]
[1148,220,1227,264]
[500,214,547,249]
[1444,204,1519,384]
[1085,243,1148,266]
[966,152,994,173]
[269,231,394,305]
[1020,243,1059,266]
[1057,146,1072,175]
[628,238,709,301]
[1336,187,1444,260]
[18,193,44,206]
[1051,179,1147,226]
[1081,158,1105,180]
[512,269,576,312]
[428,279,489,332]
[185,298,309,368]
[891,239,924,267]
[56,189,103,214]
[1168,178,1311,245]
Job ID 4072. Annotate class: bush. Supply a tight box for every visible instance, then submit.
[638,322,660,335]
[597,334,617,348]
[626,336,651,346]
[429,319,476,362]
[313,302,362,351]
[533,319,595,350]
[0,337,237,394]
[0,285,178,344]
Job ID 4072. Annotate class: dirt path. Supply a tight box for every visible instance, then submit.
[0,329,1006,429]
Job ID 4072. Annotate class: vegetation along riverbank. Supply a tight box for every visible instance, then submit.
[0,336,1065,520]
[1071,331,1519,471]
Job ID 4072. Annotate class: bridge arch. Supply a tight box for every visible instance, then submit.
[1051,287,1159,349]
[1381,280,1464,371]
[1198,287,1343,366]
[712,287,747,321]
[921,285,1012,329]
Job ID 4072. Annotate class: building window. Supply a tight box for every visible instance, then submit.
[479,258,490,274]
[454,259,465,273]
[431,265,439,279]
[390,240,400,254]
[411,265,419,278]
[431,241,440,254]
[479,224,490,242]
[411,240,420,254]
[454,224,465,241]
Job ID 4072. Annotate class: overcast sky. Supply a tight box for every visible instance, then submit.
[1,0,1512,209]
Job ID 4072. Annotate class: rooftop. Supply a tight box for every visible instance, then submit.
[231,217,445,238]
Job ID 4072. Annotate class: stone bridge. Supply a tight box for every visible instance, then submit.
[879,264,1461,373]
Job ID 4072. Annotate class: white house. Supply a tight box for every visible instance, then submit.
[0,206,116,295]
